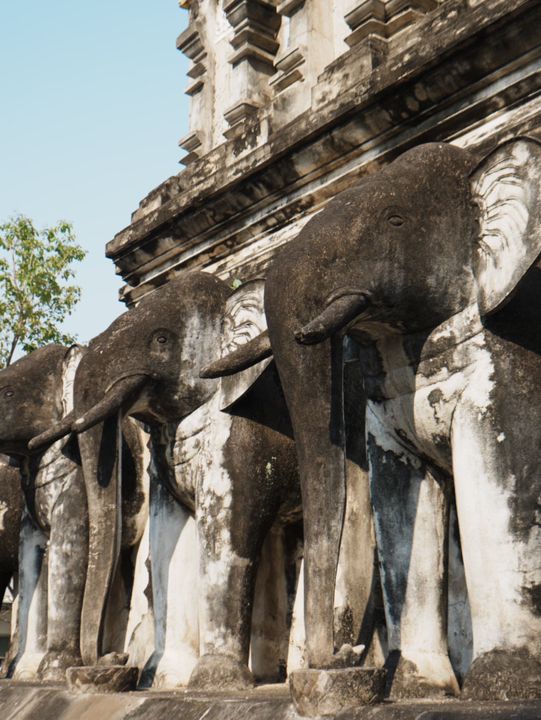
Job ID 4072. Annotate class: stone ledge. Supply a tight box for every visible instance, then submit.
[2,682,541,720]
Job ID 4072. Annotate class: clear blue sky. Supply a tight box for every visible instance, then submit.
[0,2,189,344]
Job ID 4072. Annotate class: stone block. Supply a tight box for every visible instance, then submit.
[289,667,387,716]
[66,665,139,694]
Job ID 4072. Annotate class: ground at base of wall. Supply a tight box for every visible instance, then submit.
[1,681,541,720]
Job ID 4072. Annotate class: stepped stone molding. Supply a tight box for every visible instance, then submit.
[224,0,281,67]
[222,0,281,131]
[271,0,307,94]
[176,23,207,96]
[177,131,203,166]
[345,0,438,46]
[176,2,212,163]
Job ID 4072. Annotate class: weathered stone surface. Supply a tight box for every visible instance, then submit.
[188,654,256,690]
[65,665,139,694]
[461,649,541,701]
[4,683,541,720]
[289,667,387,716]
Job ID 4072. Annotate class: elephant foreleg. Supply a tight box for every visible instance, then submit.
[142,477,199,689]
[0,571,13,676]
[189,426,279,690]
[453,384,541,700]
[250,522,290,682]
[37,467,87,681]
[367,409,458,699]
[12,511,47,680]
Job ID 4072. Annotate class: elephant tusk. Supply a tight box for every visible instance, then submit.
[295,291,370,345]
[200,330,272,378]
[72,374,149,434]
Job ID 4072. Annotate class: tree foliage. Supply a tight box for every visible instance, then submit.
[0,215,86,367]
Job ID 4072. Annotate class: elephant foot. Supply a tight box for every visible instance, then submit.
[143,650,198,690]
[462,648,541,700]
[12,651,46,681]
[189,653,255,691]
[387,650,459,700]
[37,648,83,682]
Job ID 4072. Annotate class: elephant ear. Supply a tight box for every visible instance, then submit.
[471,137,541,315]
[218,278,272,410]
[61,344,85,414]
[36,344,85,461]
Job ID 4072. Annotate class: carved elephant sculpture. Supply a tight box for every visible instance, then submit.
[32,271,301,690]
[204,138,541,701]
[0,344,147,681]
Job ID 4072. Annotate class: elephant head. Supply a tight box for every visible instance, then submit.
[0,344,82,457]
[202,138,541,671]
[294,138,541,342]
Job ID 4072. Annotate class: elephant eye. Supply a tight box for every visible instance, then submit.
[4,390,14,398]
[388,214,405,227]
[156,335,168,344]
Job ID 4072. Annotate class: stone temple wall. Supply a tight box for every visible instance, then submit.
[107,0,541,307]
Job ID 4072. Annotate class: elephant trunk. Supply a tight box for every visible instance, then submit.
[76,374,148,664]
[73,374,149,434]
[79,417,122,665]
[269,326,347,668]
[200,330,272,378]
[295,290,370,345]
[28,411,76,451]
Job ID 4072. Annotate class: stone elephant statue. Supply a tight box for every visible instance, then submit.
[32,271,301,690]
[203,138,541,701]
[0,344,147,681]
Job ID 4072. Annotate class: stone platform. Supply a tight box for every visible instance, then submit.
[1,681,541,720]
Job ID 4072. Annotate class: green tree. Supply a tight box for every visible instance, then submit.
[0,215,86,367]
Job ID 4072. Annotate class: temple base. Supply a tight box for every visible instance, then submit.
[2,680,541,719]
